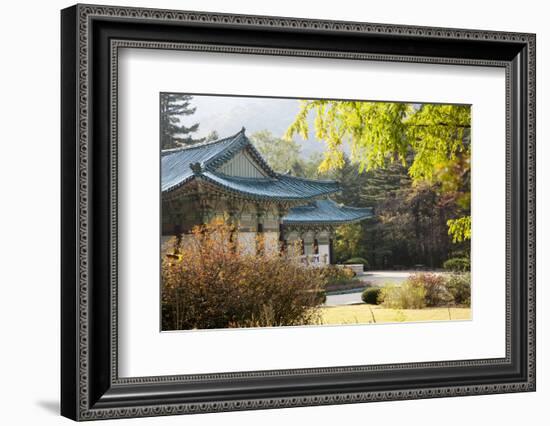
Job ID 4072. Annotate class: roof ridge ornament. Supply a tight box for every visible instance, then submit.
[190,162,203,174]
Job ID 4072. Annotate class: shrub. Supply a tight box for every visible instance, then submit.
[343,257,369,270]
[361,287,382,304]
[445,273,471,306]
[162,220,326,330]
[379,282,426,309]
[317,290,327,305]
[378,273,455,309]
[319,265,356,285]
[407,273,452,307]
[443,257,470,272]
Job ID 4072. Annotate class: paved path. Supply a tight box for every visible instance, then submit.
[359,270,416,286]
[325,291,365,306]
[325,270,438,306]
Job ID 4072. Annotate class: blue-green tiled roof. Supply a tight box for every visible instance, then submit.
[283,199,373,225]
[161,129,262,192]
[161,129,340,201]
[200,172,340,201]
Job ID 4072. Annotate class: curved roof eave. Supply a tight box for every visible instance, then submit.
[197,172,340,202]
[282,216,373,226]
[282,199,374,225]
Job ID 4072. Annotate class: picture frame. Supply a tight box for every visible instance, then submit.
[61,3,536,421]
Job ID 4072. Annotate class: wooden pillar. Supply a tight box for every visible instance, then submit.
[276,203,289,256]
[199,198,214,225]
[255,204,265,255]
[279,223,286,255]
[227,200,240,252]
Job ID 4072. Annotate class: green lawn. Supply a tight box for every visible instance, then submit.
[320,304,471,325]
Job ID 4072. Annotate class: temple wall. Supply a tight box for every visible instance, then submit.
[162,198,203,235]
[303,242,314,256]
[162,190,289,236]
[302,231,315,255]
[285,230,300,241]
[264,232,279,254]
[238,232,256,255]
[280,227,335,265]
[162,219,334,266]
[262,211,280,232]
[238,210,255,232]
[318,243,330,265]
[161,236,175,255]
[180,234,195,250]
[317,230,331,244]
[285,235,302,258]
[217,150,268,178]
[161,234,195,256]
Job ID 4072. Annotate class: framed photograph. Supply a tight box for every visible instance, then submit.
[61,4,536,421]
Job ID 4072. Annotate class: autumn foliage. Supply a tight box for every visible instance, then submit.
[379,273,469,309]
[162,220,327,330]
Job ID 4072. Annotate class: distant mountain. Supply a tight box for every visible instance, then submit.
[177,94,331,159]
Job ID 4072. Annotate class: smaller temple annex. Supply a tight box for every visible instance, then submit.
[161,128,373,265]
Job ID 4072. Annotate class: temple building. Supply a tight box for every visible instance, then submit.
[161,128,373,265]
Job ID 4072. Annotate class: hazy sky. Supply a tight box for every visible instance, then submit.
[177,94,327,158]
[174,95,428,159]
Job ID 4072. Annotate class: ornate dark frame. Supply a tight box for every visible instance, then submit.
[61,4,536,421]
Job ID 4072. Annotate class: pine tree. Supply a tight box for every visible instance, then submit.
[160,93,202,149]
[351,162,412,268]
[204,130,220,142]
